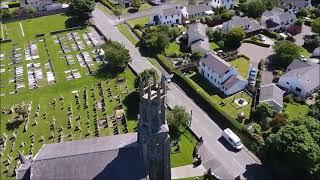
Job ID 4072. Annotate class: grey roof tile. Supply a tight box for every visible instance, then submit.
[259,84,284,107]
[200,53,231,76]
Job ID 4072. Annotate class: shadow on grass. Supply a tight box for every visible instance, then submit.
[6,119,24,131]
[64,16,88,28]
[122,91,139,122]
[189,73,226,97]
[95,64,125,80]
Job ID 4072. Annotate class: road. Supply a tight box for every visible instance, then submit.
[93,8,272,179]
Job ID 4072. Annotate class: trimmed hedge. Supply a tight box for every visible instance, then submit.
[261,30,278,39]
[133,29,142,39]
[242,39,271,47]
[8,2,20,8]
[50,26,84,34]
[98,0,121,15]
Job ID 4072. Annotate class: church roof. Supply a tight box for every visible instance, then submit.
[30,133,147,180]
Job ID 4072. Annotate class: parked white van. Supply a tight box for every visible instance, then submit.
[222,128,243,150]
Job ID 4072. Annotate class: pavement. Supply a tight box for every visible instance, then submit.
[93,8,272,179]
[294,24,314,46]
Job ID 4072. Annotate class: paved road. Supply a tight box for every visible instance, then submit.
[238,43,273,69]
[93,8,272,179]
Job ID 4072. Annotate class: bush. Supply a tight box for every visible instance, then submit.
[155,54,175,73]
[242,39,271,47]
[258,59,265,70]
[133,24,142,30]
[252,123,262,135]
[284,94,294,103]
[262,30,278,39]
[133,29,143,39]
[98,0,121,15]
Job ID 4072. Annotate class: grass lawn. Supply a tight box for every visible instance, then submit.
[96,3,113,15]
[121,3,153,14]
[0,15,139,179]
[171,129,197,168]
[116,24,138,46]
[127,16,149,27]
[186,73,252,127]
[299,47,311,57]
[165,42,181,57]
[230,57,250,78]
[285,102,309,120]
[147,57,162,70]
[210,42,220,50]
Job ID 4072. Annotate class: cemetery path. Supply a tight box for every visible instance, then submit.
[93,8,273,179]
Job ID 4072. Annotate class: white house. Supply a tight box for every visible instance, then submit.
[281,0,312,12]
[222,16,262,35]
[278,59,320,97]
[149,6,183,25]
[181,3,214,19]
[260,8,296,32]
[259,84,285,112]
[187,22,210,53]
[20,0,62,11]
[211,0,235,10]
[198,53,247,96]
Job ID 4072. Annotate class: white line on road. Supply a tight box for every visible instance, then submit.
[19,22,25,37]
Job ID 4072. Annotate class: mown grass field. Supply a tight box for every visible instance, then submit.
[230,57,250,78]
[127,16,149,27]
[116,24,138,45]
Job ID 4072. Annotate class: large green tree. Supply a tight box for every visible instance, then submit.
[104,41,131,68]
[167,106,192,140]
[13,103,30,120]
[132,0,141,10]
[311,18,320,34]
[264,117,320,179]
[308,97,320,121]
[245,0,266,18]
[225,27,245,48]
[273,41,300,67]
[141,31,170,55]
[68,0,95,20]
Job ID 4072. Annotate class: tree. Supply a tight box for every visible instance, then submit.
[308,98,320,121]
[311,18,320,34]
[141,31,170,55]
[297,8,310,18]
[273,41,300,67]
[263,118,320,179]
[167,106,192,140]
[225,27,245,48]
[132,0,141,10]
[254,103,275,121]
[139,68,158,83]
[0,9,11,19]
[303,35,320,52]
[104,41,131,68]
[270,112,288,132]
[13,103,30,120]
[246,0,266,18]
[265,0,279,10]
[68,0,95,20]
[190,51,204,61]
[287,25,302,35]
[207,29,223,41]
[168,27,181,41]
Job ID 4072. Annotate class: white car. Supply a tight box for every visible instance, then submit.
[222,128,243,150]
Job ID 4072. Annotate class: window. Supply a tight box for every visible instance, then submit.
[296,87,302,92]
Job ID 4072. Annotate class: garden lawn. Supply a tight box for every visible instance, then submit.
[116,24,139,45]
[285,102,309,120]
[171,129,197,168]
[165,42,181,57]
[230,57,250,78]
[210,42,220,50]
[127,16,149,27]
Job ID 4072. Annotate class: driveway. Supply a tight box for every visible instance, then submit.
[93,8,272,179]
[294,24,314,46]
[238,43,273,69]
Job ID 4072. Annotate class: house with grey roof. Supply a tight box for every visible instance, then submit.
[259,84,285,112]
[19,0,62,11]
[181,3,214,19]
[278,59,320,97]
[260,8,296,32]
[149,6,183,25]
[198,53,248,96]
[17,79,171,180]
[118,0,146,7]
[222,16,262,35]
[281,0,312,12]
[211,0,235,9]
[187,22,210,53]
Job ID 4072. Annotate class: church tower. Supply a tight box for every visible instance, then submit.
[138,77,171,180]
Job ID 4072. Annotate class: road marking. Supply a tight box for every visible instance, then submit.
[19,22,25,37]
[0,22,3,39]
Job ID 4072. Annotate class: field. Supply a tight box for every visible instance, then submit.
[127,16,149,27]
[0,14,139,179]
[116,24,139,45]
[230,57,250,78]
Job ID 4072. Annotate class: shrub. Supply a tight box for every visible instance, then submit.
[155,54,175,73]
[242,39,271,47]
[8,1,20,8]
[133,29,143,39]
[216,40,224,48]
[133,24,142,30]
[284,94,294,103]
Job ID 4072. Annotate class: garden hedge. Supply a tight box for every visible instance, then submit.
[261,30,278,39]
[98,0,120,15]
[155,54,175,74]
[133,29,143,39]
[8,2,20,8]
[242,39,271,47]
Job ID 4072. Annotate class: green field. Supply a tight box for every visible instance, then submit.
[116,24,138,45]
[230,57,250,78]
[165,42,181,57]
[210,42,220,50]
[127,16,149,27]
[0,14,140,179]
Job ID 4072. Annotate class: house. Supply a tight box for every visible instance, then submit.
[278,59,320,97]
[260,8,296,32]
[259,84,285,112]
[211,0,235,10]
[187,22,210,53]
[281,0,312,12]
[181,3,214,19]
[313,47,320,58]
[16,79,171,180]
[198,53,248,96]
[149,6,183,25]
[19,0,62,11]
[222,16,262,35]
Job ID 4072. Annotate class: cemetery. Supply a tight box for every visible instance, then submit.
[0,14,139,179]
